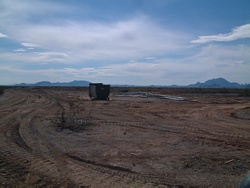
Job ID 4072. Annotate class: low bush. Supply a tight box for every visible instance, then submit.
[52,100,92,132]
[241,89,250,97]
[0,86,4,95]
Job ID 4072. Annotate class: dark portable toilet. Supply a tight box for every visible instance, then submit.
[89,83,110,100]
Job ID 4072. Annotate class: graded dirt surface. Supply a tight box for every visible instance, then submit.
[0,87,249,187]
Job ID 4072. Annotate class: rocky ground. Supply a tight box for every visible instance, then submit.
[0,87,249,187]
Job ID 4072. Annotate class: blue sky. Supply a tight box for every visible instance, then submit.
[0,0,250,85]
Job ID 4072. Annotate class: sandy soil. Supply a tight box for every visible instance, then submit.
[0,87,249,187]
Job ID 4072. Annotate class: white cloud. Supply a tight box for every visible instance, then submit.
[98,44,250,84]
[4,16,187,62]
[0,32,7,38]
[0,0,249,85]
[13,48,26,52]
[191,24,250,43]
[0,0,75,23]
[21,42,39,48]
[179,44,250,83]
[190,44,250,65]
[33,52,69,62]
[0,0,188,64]
[1,43,250,85]
[145,57,157,61]
[0,51,69,63]
[0,66,102,83]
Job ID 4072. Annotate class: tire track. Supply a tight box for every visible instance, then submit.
[0,89,66,185]
[95,120,250,151]
[17,91,182,187]
[15,90,184,187]
[1,88,249,186]
[66,154,183,187]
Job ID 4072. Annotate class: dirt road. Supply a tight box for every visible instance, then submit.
[0,87,249,187]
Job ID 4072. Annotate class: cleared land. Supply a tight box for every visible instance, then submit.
[0,87,249,187]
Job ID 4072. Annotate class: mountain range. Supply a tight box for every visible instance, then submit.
[187,78,250,88]
[14,78,250,88]
[15,80,90,87]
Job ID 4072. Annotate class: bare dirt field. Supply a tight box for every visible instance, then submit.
[0,87,249,187]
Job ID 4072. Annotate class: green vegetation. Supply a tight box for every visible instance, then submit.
[0,86,4,95]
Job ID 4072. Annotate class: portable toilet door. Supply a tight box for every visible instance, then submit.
[89,84,97,99]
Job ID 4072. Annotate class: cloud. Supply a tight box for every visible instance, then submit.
[1,43,250,85]
[1,0,249,85]
[3,16,187,62]
[0,66,104,83]
[21,42,39,48]
[33,52,69,62]
[0,32,7,38]
[179,44,250,82]
[190,44,250,64]
[145,57,157,61]
[191,24,250,44]
[101,44,250,84]
[0,0,75,23]
[13,48,26,52]
[0,0,188,64]
[0,51,69,64]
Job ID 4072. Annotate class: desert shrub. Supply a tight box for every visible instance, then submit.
[56,110,67,130]
[222,87,229,94]
[241,89,250,97]
[52,100,92,132]
[121,89,129,93]
[0,86,4,95]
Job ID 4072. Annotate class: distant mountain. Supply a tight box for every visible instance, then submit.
[188,78,250,88]
[13,78,250,88]
[15,80,91,87]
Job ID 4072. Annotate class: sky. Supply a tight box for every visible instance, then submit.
[0,0,250,85]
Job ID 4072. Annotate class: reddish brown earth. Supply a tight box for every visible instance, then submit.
[0,87,249,187]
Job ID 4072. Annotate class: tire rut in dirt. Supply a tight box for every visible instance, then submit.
[97,120,250,152]
[66,153,183,187]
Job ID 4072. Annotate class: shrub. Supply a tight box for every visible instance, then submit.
[242,89,250,97]
[0,86,4,95]
[52,100,92,132]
